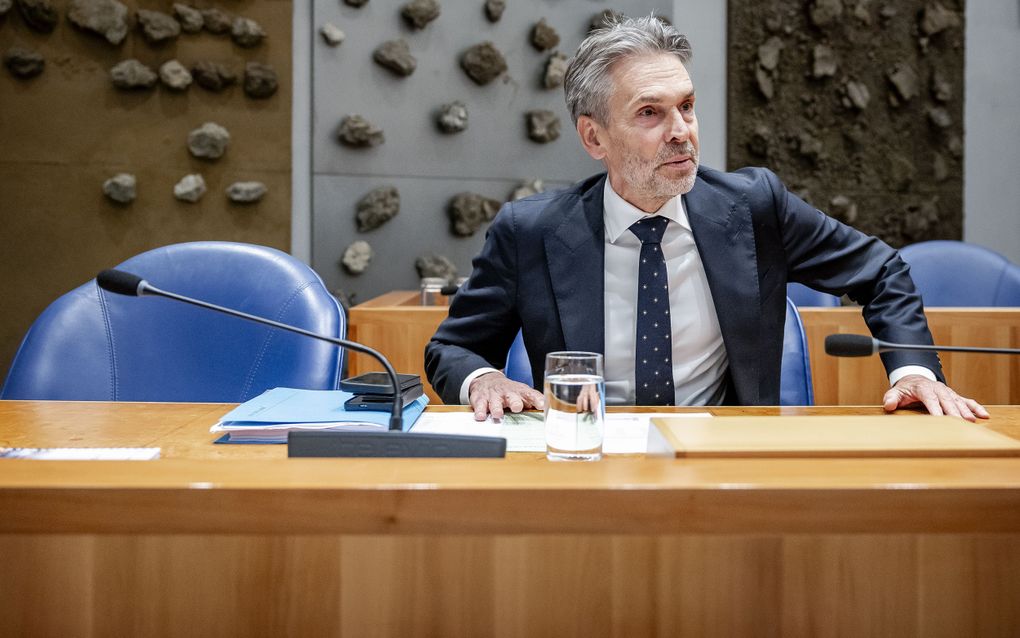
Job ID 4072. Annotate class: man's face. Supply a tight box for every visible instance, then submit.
[578,53,700,213]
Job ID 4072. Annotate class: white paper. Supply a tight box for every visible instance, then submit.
[411,412,712,454]
[0,447,161,460]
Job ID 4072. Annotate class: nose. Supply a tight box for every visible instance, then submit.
[665,106,690,143]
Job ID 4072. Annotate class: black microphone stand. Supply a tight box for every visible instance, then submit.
[142,283,405,430]
[96,269,507,458]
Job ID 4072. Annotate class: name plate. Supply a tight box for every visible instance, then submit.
[647,415,1020,458]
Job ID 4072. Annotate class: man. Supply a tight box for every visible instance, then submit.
[425,15,987,423]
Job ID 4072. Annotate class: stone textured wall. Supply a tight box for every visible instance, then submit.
[311,1,666,305]
[727,0,964,247]
[0,0,292,378]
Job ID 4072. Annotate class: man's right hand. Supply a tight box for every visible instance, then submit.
[469,371,545,421]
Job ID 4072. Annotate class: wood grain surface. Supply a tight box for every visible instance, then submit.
[2,400,1019,637]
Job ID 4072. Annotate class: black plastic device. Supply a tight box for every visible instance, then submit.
[344,384,425,411]
[339,372,422,395]
[287,431,507,458]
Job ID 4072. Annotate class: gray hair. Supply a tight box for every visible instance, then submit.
[563,14,693,126]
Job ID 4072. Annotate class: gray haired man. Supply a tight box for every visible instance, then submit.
[425,15,987,422]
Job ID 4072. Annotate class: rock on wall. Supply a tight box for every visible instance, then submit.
[727,0,964,247]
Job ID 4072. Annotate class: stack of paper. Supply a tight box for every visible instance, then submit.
[211,387,429,443]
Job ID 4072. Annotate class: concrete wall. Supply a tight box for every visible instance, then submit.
[963,0,1020,263]
[292,0,1018,265]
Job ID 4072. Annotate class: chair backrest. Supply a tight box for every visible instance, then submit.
[505,330,534,388]
[787,282,841,307]
[899,240,1020,306]
[780,297,814,406]
[2,242,346,402]
[504,297,815,406]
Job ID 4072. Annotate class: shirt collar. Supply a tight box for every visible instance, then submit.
[602,176,692,243]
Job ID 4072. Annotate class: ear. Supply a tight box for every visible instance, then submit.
[576,115,608,161]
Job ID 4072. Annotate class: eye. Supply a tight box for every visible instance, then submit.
[638,107,656,117]
[680,102,694,113]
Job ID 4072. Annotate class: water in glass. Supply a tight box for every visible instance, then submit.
[544,371,605,461]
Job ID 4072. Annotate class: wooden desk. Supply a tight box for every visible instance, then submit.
[349,292,1020,406]
[2,401,1019,637]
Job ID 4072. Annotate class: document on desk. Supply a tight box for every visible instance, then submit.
[211,387,429,443]
[0,447,161,460]
[412,412,712,453]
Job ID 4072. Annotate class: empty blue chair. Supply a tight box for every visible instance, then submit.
[899,240,1020,306]
[780,297,814,405]
[2,242,346,402]
[787,282,840,307]
[504,297,814,405]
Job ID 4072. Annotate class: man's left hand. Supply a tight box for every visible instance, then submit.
[882,374,990,422]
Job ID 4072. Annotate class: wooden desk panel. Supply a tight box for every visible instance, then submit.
[801,307,1020,405]
[349,293,1020,407]
[348,291,448,404]
[2,401,1019,637]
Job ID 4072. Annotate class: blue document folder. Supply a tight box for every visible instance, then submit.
[212,387,429,443]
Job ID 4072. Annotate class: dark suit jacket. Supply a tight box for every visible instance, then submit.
[425,166,942,405]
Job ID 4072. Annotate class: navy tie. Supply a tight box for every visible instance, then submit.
[629,216,674,406]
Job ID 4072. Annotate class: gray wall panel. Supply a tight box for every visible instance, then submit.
[311,0,670,302]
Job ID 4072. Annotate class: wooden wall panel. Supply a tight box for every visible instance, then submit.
[2,533,1019,637]
[0,0,293,379]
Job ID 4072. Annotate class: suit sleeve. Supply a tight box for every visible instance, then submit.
[424,203,523,404]
[758,168,944,381]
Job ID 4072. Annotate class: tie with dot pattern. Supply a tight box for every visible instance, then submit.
[629,215,675,406]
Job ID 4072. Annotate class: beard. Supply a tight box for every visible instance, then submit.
[619,141,700,205]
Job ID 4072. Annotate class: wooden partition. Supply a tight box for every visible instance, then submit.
[802,308,1020,405]
[1,401,1019,637]
[348,291,449,403]
[349,292,1020,406]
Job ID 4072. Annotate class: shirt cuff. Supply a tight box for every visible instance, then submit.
[888,365,937,386]
[458,367,501,404]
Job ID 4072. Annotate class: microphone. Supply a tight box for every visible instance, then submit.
[97,268,407,429]
[825,334,1020,357]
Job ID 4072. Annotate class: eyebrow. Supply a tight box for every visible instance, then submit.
[630,89,696,107]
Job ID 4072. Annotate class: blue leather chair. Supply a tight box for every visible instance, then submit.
[899,240,1020,307]
[504,297,814,405]
[779,297,814,406]
[787,282,841,307]
[1,242,346,402]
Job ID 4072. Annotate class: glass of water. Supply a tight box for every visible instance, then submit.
[543,351,606,461]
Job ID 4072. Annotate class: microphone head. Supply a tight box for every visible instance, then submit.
[96,269,148,297]
[824,334,878,357]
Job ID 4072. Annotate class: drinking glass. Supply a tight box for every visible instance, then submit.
[543,351,606,461]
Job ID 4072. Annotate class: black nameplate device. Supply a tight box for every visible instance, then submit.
[344,384,424,411]
[287,431,507,458]
[339,372,421,395]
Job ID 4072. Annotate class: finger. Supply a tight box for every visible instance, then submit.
[471,393,490,421]
[935,388,962,419]
[505,393,525,413]
[955,398,976,423]
[488,392,506,421]
[918,386,944,417]
[883,386,919,411]
[882,388,901,413]
[964,398,990,419]
[526,389,546,409]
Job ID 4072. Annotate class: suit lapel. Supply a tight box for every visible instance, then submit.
[684,175,761,405]
[544,176,606,355]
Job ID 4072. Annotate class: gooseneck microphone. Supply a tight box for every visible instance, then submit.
[825,334,1020,357]
[96,269,406,430]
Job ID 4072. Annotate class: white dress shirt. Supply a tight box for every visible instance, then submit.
[602,182,728,405]
[458,180,934,403]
